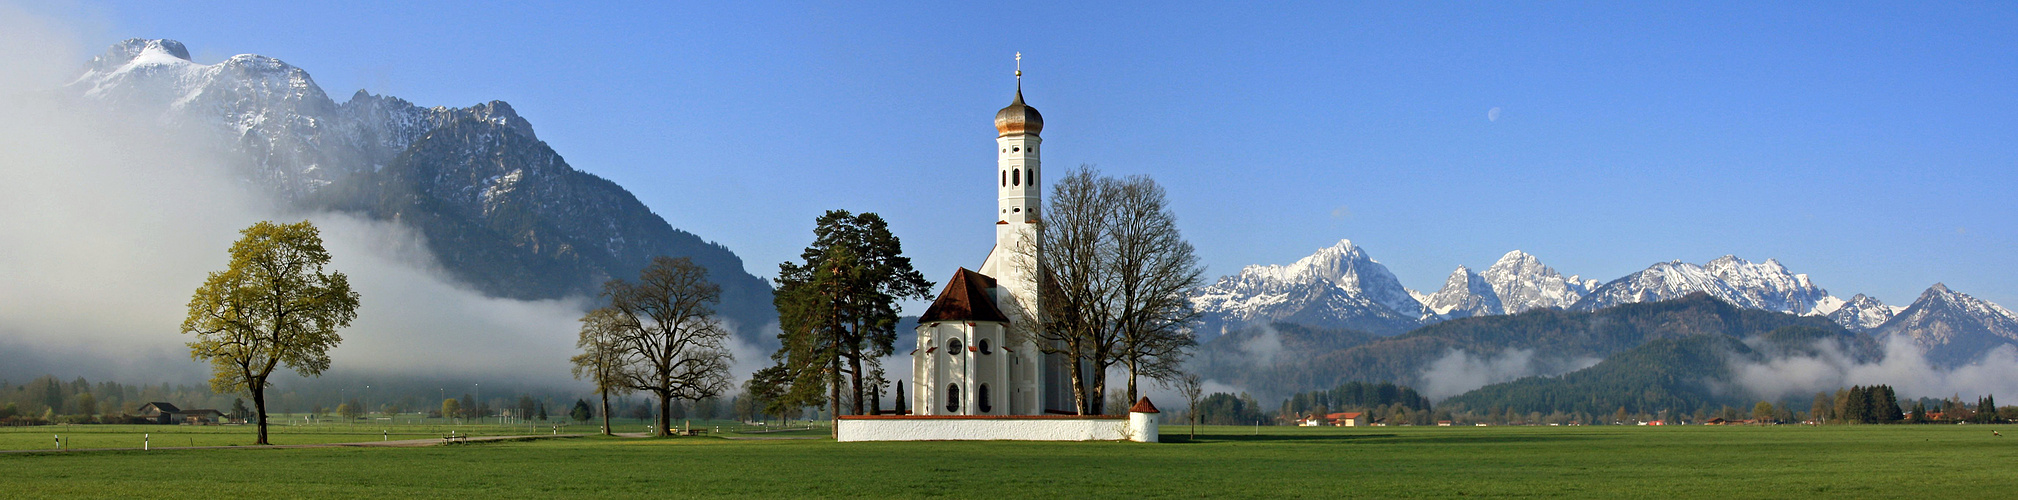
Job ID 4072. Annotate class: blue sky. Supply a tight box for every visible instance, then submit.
[37,1,2018,308]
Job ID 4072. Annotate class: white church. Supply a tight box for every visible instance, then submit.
[905,66,1078,417]
[839,61,1158,442]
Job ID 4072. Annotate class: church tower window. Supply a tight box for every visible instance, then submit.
[978,338,992,355]
[979,384,993,413]
[1013,168,1021,186]
[1025,168,1034,186]
[947,338,963,355]
[946,384,962,413]
[1001,170,1007,187]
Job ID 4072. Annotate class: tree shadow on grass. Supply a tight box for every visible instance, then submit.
[1158,433,1400,444]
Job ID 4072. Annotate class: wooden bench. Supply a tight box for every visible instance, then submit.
[441,433,470,444]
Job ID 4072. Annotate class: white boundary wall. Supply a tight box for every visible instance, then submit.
[838,414,1158,442]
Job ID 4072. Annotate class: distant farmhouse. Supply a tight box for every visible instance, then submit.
[137,402,225,425]
[1297,412,1367,427]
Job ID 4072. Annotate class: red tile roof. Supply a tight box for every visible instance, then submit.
[1129,397,1160,413]
[918,268,1009,323]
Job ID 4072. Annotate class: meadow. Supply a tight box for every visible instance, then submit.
[4,423,2014,498]
[0,417,815,451]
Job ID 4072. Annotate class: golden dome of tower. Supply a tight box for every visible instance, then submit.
[994,59,1043,136]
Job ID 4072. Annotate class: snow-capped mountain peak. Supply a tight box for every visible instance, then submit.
[1570,255,1831,315]
[1422,265,1504,319]
[1191,239,1426,338]
[1478,250,1594,313]
[1876,283,2018,365]
[1824,293,1899,332]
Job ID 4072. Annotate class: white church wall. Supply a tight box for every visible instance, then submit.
[836,415,1157,442]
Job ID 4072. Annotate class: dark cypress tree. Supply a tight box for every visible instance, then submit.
[1843,386,1869,424]
[1875,385,1902,423]
[893,381,907,415]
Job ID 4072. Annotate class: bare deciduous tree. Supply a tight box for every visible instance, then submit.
[570,307,630,435]
[1180,373,1203,439]
[1012,166,1202,415]
[605,256,735,437]
[1109,176,1203,404]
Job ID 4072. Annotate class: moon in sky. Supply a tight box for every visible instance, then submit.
[1487,107,1502,122]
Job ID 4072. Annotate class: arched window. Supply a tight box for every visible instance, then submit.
[1012,168,1021,186]
[946,383,961,413]
[1025,168,1034,186]
[978,338,992,355]
[947,338,963,355]
[1001,170,1007,187]
[979,384,992,413]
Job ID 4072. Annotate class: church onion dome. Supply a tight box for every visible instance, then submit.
[994,85,1043,137]
[918,268,1010,323]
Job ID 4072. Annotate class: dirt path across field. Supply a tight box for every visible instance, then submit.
[0,433,587,454]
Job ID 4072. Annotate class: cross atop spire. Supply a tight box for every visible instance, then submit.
[1015,52,1022,79]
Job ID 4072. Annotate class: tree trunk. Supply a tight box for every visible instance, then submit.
[1069,355,1089,415]
[829,358,841,438]
[599,387,611,436]
[1126,358,1140,407]
[251,381,269,445]
[848,346,865,415]
[1092,374,1107,415]
[656,390,673,437]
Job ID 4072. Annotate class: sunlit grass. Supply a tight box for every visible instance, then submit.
[5,424,2013,498]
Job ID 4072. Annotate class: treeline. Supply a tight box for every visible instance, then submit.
[0,376,239,425]
[1280,381,1430,423]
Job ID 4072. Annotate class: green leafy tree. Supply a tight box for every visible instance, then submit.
[182,221,360,445]
[570,399,592,422]
[1752,401,1774,423]
[230,398,251,422]
[75,393,97,420]
[770,210,934,418]
[441,398,462,421]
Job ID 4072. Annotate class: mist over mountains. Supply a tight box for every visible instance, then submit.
[1191,240,2018,408]
[0,38,777,388]
[66,38,777,342]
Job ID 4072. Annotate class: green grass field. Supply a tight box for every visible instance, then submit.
[0,418,820,451]
[5,424,2014,498]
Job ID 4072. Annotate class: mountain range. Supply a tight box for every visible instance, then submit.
[1193,239,2018,368]
[66,39,777,340]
